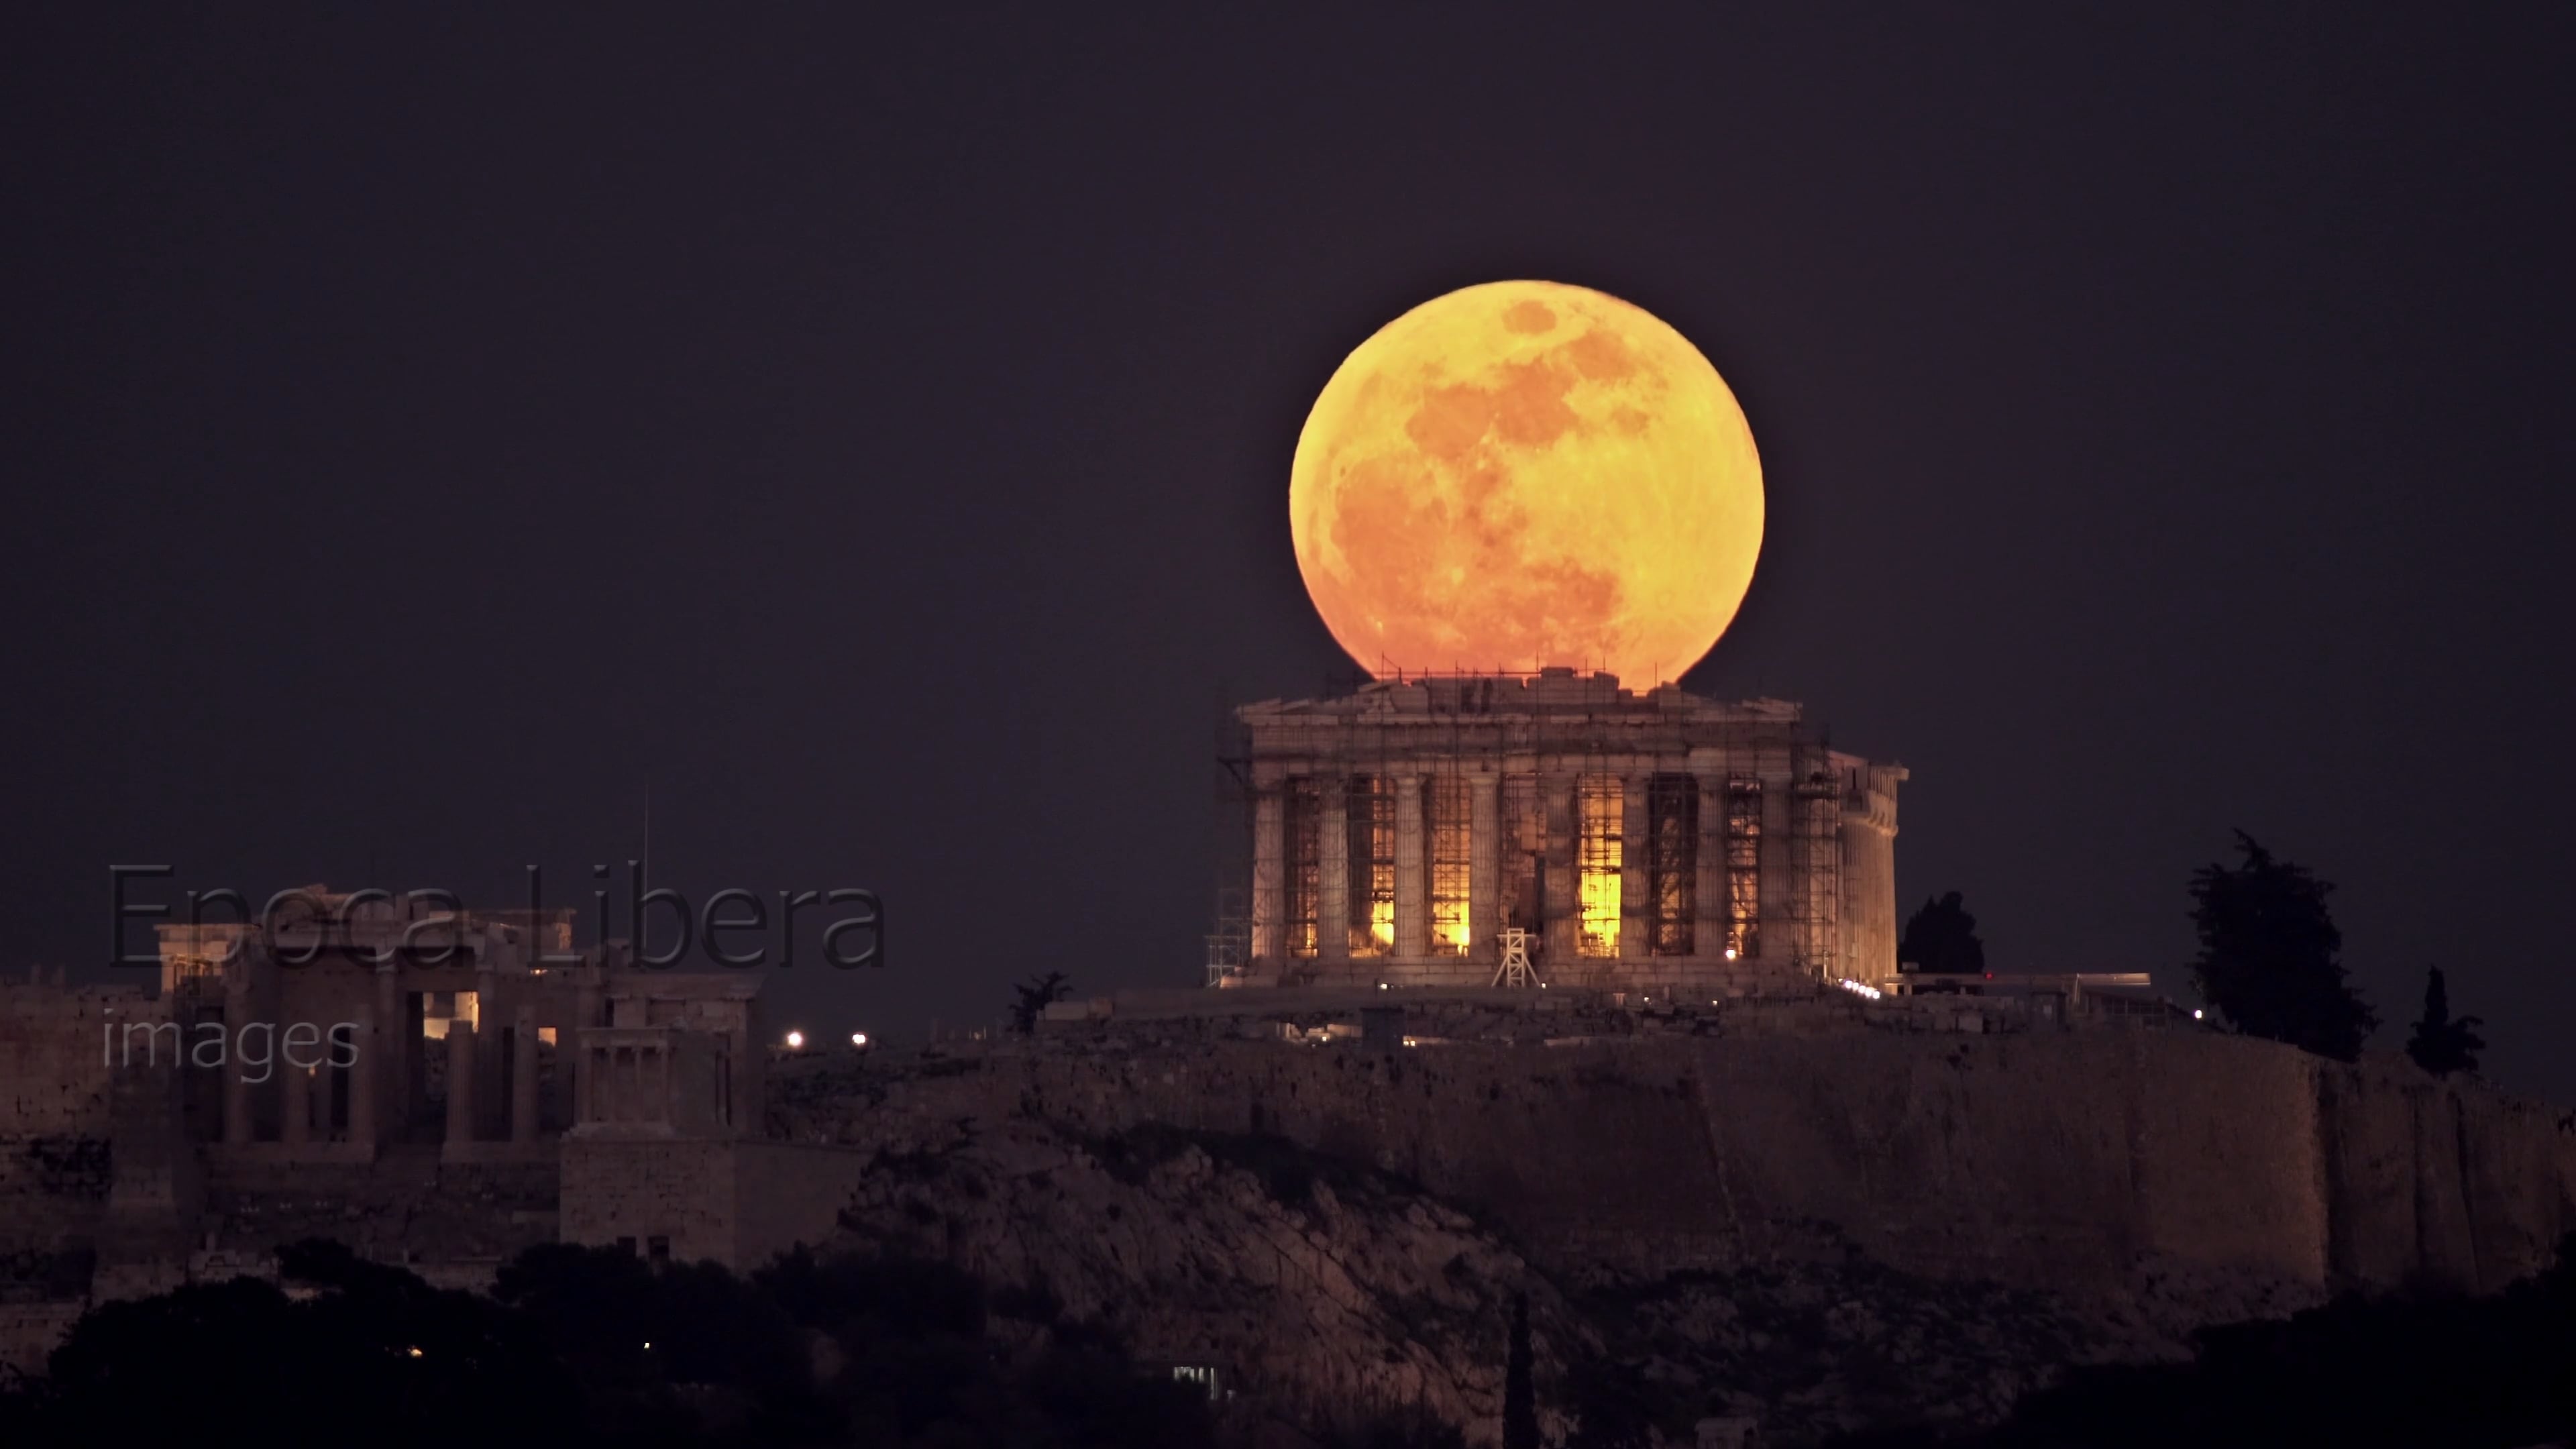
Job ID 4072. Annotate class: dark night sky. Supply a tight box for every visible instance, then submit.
[7,8,2572,1096]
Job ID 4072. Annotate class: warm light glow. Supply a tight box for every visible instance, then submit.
[784,1030,805,1049]
[1429,775,1472,954]
[1577,776,1622,957]
[1291,280,1762,686]
[1837,979,1884,1001]
[851,1032,869,1046]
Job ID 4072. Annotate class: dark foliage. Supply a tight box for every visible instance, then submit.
[1313,1400,1469,1449]
[2186,831,2375,1061]
[1899,892,1986,979]
[1564,1353,1661,1448]
[2404,965,2485,1077]
[1823,1234,2576,1448]
[1503,1291,1540,1449]
[2,1240,1213,1449]
[22,1255,580,1449]
[1010,970,1074,1034]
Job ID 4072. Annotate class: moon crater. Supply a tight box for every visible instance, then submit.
[1291,280,1762,685]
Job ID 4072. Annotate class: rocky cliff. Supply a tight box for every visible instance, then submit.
[781,1010,2576,1443]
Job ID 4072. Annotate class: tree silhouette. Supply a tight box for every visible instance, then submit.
[2187,832,2375,1061]
[1503,1291,1539,1449]
[1899,891,1986,977]
[1010,970,1073,1033]
[9,1241,1214,1448]
[2404,966,2485,1077]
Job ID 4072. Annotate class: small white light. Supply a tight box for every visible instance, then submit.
[1724,949,1739,961]
[1377,981,1389,991]
[851,1032,867,1047]
[2192,1009,2204,1020]
[784,1030,805,1049]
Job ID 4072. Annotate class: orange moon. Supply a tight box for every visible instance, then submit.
[1290,280,1762,687]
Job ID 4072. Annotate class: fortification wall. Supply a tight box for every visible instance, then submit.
[833,1022,2575,1299]
[1,986,146,1266]
[561,1137,739,1265]
[558,1137,868,1271]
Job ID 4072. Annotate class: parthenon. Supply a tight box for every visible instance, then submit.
[1219,669,1904,994]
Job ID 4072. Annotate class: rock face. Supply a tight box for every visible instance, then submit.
[817,1116,2337,1447]
[830,1118,1589,1444]
[781,1016,2576,1444]
[790,1019,2576,1302]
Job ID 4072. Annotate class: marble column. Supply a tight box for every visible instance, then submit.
[573,970,602,1130]
[1693,769,1728,960]
[221,962,253,1146]
[1541,773,1577,967]
[1250,777,1285,965]
[346,1007,376,1150]
[1467,772,1501,963]
[1619,771,1654,962]
[1318,774,1350,963]
[372,966,402,1146]
[511,1005,539,1144]
[1839,765,1904,983]
[445,1021,476,1146]
[280,1049,312,1148]
[1393,773,1428,959]
[473,958,501,1139]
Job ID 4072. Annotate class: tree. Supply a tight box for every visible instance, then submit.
[2186,831,2376,1061]
[1899,891,1986,977]
[2405,966,2485,1077]
[1502,1291,1539,1449]
[1010,970,1073,1033]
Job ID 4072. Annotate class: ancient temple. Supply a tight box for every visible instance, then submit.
[1217,669,1904,995]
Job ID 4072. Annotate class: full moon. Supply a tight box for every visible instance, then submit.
[1290,280,1762,687]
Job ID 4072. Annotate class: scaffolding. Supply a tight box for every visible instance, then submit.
[1786,739,1843,975]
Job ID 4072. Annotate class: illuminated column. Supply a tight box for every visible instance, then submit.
[1541,773,1577,967]
[1692,763,1727,961]
[1251,766,1285,965]
[1618,772,1654,962]
[511,1005,539,1144]
[280,1045,312,1148]
[1839,765,1904,983]
[445,1021,476,1147]
[221,960,253,1146]
[1468,772,1501,963]
[1317,775,1350,963]
[1393,773,1428,959]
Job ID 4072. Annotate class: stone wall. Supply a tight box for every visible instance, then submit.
[800,1020,2576,1301]
[558,1137,865,1271]
[561,1138,739,1265]
[1,986,145,1281]
[0,1302,85,1379]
